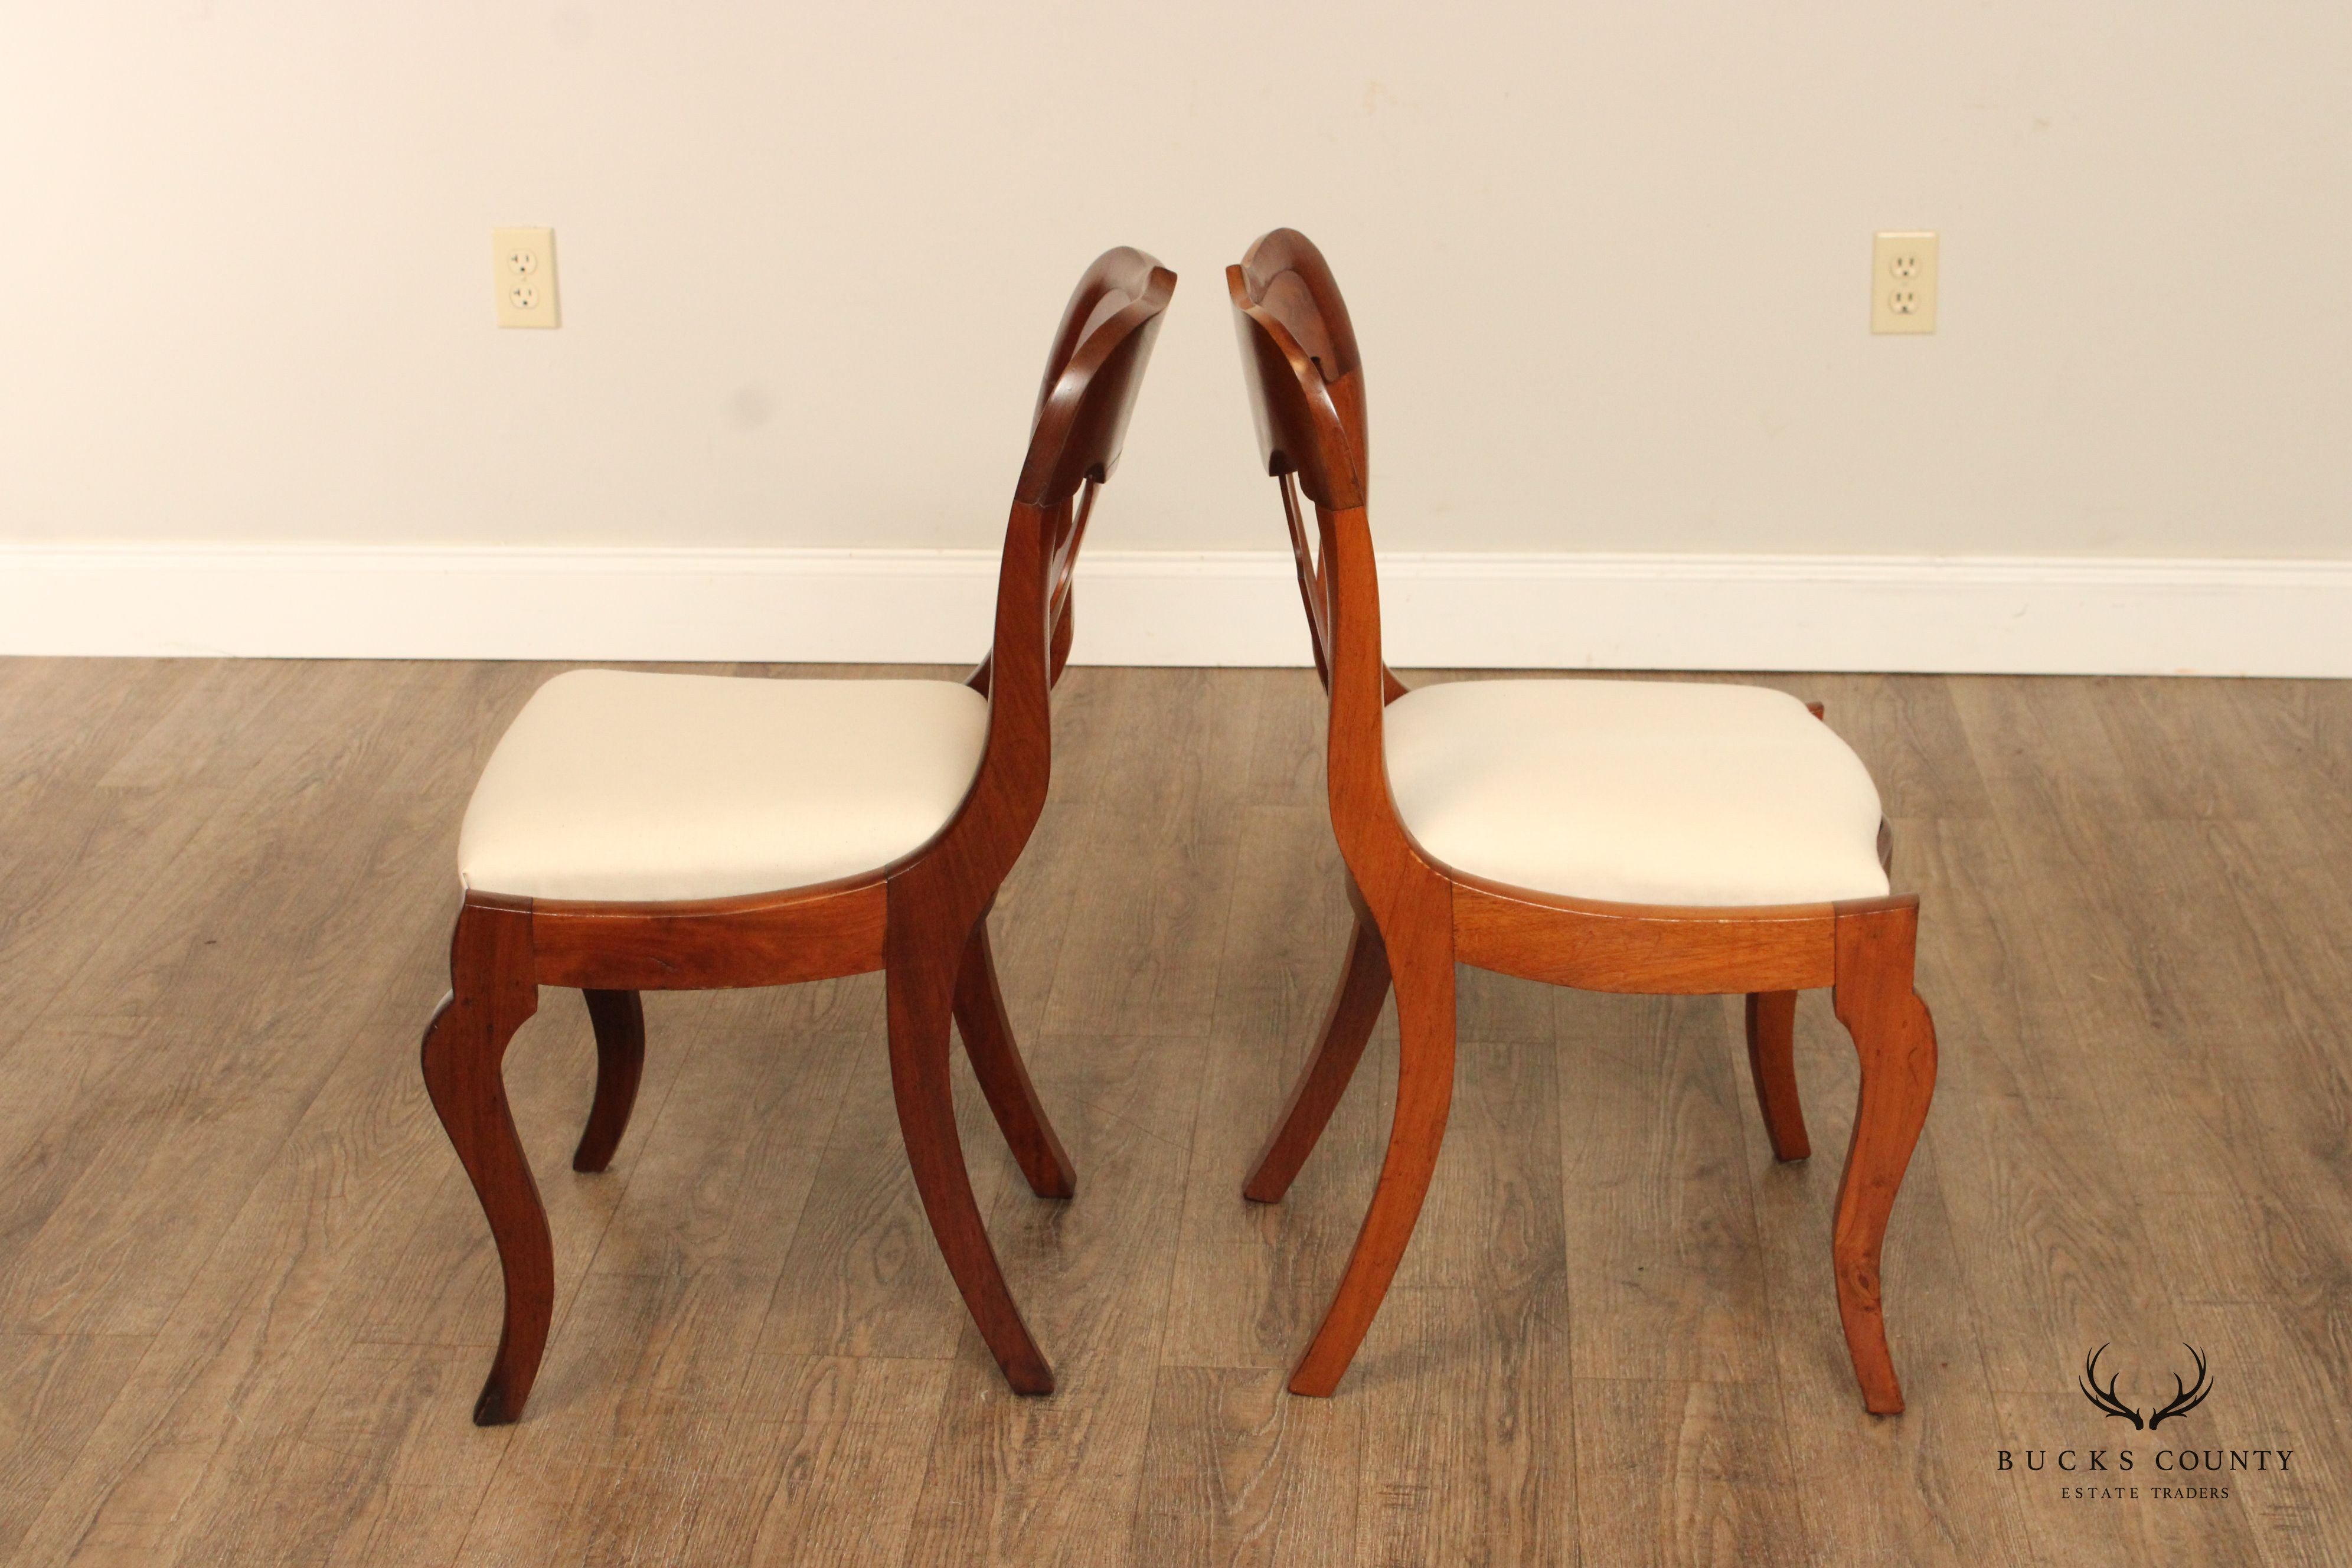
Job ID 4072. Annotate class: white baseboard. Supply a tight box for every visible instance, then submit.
[1,543,2347,675]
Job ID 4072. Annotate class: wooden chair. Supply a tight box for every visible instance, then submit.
[1225,228,1937,1413]
[422,248,1176,1424]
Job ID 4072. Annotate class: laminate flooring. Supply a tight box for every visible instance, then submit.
[1,658,2347,1566]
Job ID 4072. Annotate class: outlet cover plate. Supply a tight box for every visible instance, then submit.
[494,227,560,328]
[1871,231,1937,334]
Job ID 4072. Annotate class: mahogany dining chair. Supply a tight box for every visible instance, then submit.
[1225,228,1938,1413]
[421,247,1176,1423]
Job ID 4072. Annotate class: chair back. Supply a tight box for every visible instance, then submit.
[938,249,1174,892]
[1227,230,1415,873]
[1228,227,1406,682]
[975,249,1177,698]
[1019,248,1180,508]
[1229,230,1367,510]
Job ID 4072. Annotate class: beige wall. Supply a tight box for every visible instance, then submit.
[4,2,2346,560]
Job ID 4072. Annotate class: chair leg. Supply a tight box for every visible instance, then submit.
[888,914,1054,1395]
[573,989,645,1174]
[419,897,548,1426]
[953,920,1076,1199]
[1830,900,1939,1415]
[1743,990,1811,1162]
[1245,915,1391,1203]
[1287,939,1455,1397]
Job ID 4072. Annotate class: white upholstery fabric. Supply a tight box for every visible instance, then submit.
[1382,679,1890,907]
[458,669,989,901]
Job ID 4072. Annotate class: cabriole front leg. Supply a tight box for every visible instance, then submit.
[1829,899,1939,1415]
[419,896,548,1426]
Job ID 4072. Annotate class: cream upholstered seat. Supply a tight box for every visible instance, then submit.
[1382,678,1890,907]
[458,668,989,902]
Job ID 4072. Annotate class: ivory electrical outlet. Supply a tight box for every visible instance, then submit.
[1871,231,1937,334]
[494,227,560,328]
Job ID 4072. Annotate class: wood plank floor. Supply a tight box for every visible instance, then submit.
[1,658,2348,1566]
